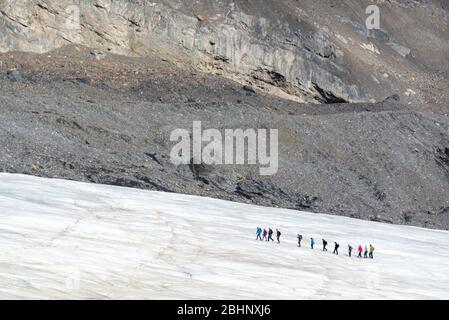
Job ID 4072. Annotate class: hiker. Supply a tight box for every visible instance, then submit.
[297,234,303,247]
[267,228,274,242]
[256,227,263,241]
[364,245,369,258]
[276,229,281,243]
[369,244,375,259]
[322,239,328,251]
[262,229,268,241]
[310,237,315,249]
[333,242,340,255]
[357,245,363,258]
[348,245,353,257]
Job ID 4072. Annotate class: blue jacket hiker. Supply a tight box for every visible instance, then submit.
[256,227,263,241]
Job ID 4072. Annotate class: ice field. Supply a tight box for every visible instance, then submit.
[1,173,449,299]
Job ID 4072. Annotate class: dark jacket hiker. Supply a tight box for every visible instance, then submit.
[322,239,328,251]
[333,242,340,255]
[267,228,274,241]
[297,234,303,247]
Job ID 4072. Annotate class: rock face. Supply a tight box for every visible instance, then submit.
[0,46,449,229]
[1,0,448,104]
[0,2,448,229]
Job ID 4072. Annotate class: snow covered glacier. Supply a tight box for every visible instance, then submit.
[1,173,449,299]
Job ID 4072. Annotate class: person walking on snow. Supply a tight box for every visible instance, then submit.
[357,245,363,258]
[364,245,369,258]
[369,244,375,259]
[310,237,315,249]
[262,229,268,241]
[348,245,353,257]
[267,228,274,242]
[276,229,281,243]
[333,242,340,255]
[297,234,303,247]
[322,239,328,251]
[256,227,263,241]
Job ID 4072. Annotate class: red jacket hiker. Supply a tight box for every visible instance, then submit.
[357,245,363,257]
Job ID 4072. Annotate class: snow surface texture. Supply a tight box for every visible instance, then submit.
[1,173,449,299]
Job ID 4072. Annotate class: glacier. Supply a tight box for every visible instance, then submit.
[0,173,448,299]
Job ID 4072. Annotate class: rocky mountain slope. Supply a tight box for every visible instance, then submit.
[1,46,449,229]
[1,0,448,104]
[0,1,449,229]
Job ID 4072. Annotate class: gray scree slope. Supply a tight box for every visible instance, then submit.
[1,47,449,229]
[0,1,449,229]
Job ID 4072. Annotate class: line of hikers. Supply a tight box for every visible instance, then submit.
[256,227,375,259]
[308,237,374,258]
[256,227,282,243]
